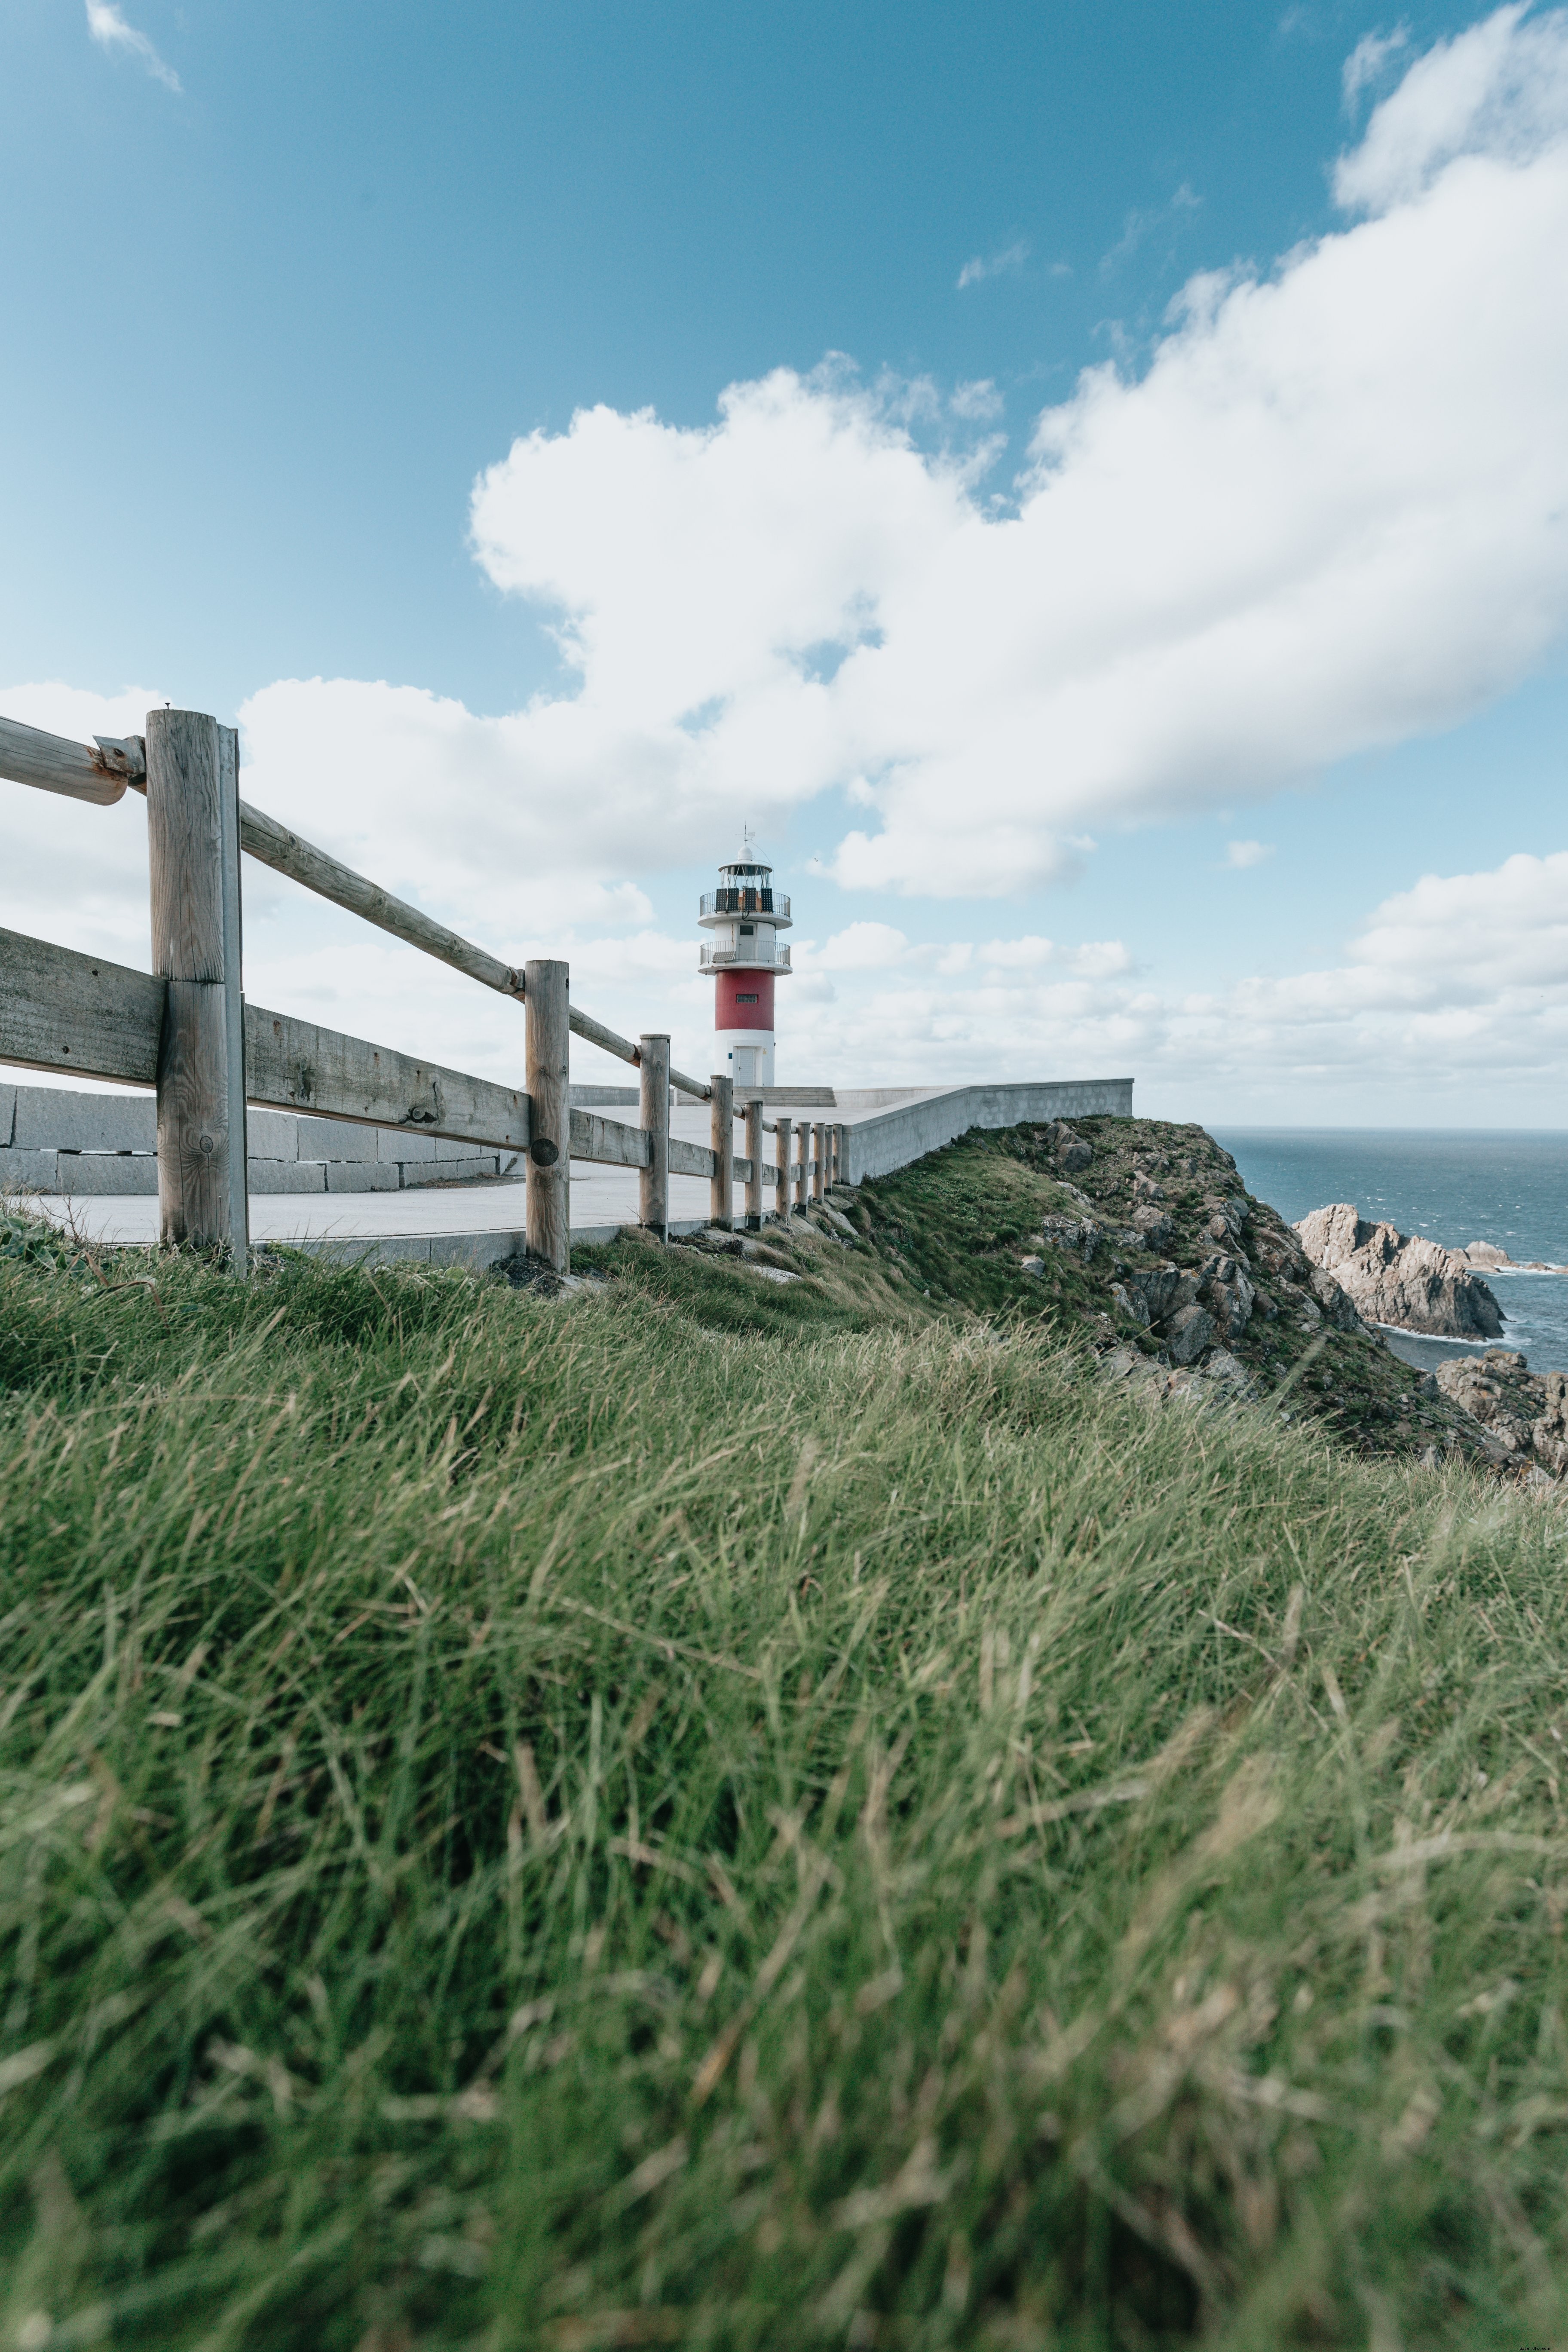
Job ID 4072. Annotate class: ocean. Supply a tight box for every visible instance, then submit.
[1212,1129,1568,1378]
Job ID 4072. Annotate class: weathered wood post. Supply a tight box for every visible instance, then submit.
[744,1099,764,1228]
[774,1115,792,1226]
[145,708,248,1264]
[640,1033,670,1240]
[710,1072,734,1230]
[836,1121,849,1187]
[796,1122,810,1212]
[812,1121,827,1203]
[524,958,570,1273]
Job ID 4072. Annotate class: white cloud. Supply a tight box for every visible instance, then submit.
[809,921,912,971]
[460,5,1568,901]
[1225,839,1274,868]
[1335,2,1568,208]
[770,848,1568,1116]
[8,8,1568,1126]
[1343,24,1411,111]
[956,240,1030,290]
[85,1,181,91]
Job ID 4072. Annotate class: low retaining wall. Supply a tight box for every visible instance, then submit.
[841,1080,1134,1185]
[0,1083,519,1197]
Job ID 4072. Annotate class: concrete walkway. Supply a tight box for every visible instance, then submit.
[26,1104,835,1266]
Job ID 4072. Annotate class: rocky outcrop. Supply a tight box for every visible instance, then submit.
[1295,1204,1504,1339]
[1043,1121,1094,1173]
[1434,1351,1568,1479]
[1459,1240,1568,1273]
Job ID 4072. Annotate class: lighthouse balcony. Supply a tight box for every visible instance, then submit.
[700,941,792,973]
[699,888,790,926]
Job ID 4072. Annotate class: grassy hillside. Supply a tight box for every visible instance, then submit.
[2,1142,1568,2351]
[846,1118,1494,1469]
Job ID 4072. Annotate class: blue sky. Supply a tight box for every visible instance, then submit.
[3,0,1567,1120]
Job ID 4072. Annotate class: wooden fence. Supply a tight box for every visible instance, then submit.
[0,707,846,1272]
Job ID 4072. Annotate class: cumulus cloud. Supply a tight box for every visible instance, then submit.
[956,240,1030,290]
[450,4,1568,901]
[1334,2,1568,206]
[85,1,181,91]
[28,8,1561,929]
[775,849,1568,1117]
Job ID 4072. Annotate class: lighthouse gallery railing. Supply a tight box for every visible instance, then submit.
[0,708,843,1274]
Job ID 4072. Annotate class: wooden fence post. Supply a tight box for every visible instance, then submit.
[744,1099,763,1228]
[796,1123,810,1212]
[524,957,570,1272]
[640,1033,670,1240]
[812,1121,827,1203]
[710,1073,733,1230]
[836,1122,849,1187]
[775,1115,791,1225]
[146,708,248,1263]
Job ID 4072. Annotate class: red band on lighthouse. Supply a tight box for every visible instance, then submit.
[715,968,775,1031]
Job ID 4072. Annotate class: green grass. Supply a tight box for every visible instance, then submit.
[3,1208,1568,2350]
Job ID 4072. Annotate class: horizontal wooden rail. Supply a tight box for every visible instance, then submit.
[569,1106,647,1168]
[237,801,529,1002]
[249,1005,530,1150]
[0,716,136,808]
[0,925,163,1082]
[565,1002,710,1102]
[0,927,789,1183]
[0,926,530,1153]
[5,707,752,1126]
[236,801,714,1096]
[238,796,713,1099]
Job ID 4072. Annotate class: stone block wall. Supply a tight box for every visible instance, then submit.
[0,1084,521,1197]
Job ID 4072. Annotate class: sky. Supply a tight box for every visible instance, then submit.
[3,0,1567,1123]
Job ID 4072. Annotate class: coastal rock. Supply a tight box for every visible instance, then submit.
[1308,1264,1367,1335]
[1253,1232,1309,1280]
[1200,1253,1256,1341]
[1132,1204,1174,1249]
[1295,1204,1504,1339]
[1435,1353,1568,1478]
[1166,1303,1215,1365]
[1461,1240,1513,1269]
[1046,1121,1094,1172]
[1125,1265,1198,1326]
[1041,1214,1101,1262]
[1205,1196,1247,1248]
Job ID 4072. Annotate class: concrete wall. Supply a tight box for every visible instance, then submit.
[0,1084,521,1197]
[841,1079,1134,1185]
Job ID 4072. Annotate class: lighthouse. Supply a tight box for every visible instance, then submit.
[699,842,792,1089]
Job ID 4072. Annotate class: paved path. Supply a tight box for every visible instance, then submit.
[28,1104,835,1257]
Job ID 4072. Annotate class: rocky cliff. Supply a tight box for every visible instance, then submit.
[1294,1204,1504,1338]
[846,1115,1524,1475]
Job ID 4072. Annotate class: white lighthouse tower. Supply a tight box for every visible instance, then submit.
[698,838,792,1089]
